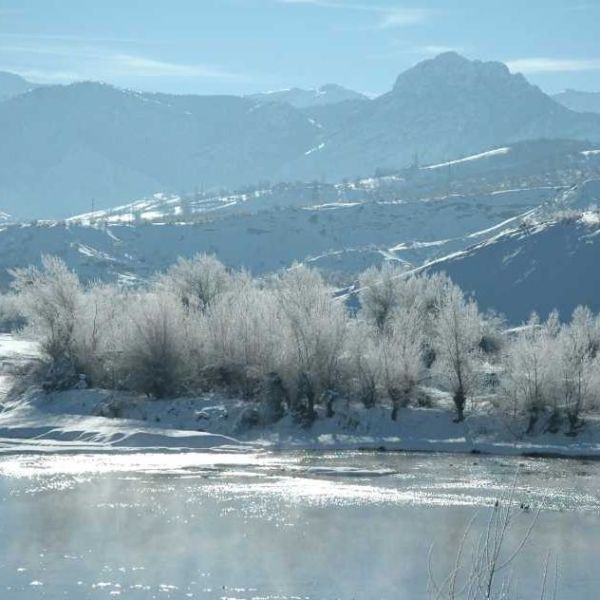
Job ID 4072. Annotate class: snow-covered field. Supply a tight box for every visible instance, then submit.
[3,334,600,458]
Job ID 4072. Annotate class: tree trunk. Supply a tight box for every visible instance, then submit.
[526,406,539,435]
[324,390,335,418]
[453,387,466,422]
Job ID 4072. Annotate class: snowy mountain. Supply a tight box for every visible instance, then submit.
[248,84,368,108]
[424,212,600,324]
[0,71,37,101]
[553,90,600,115]
[282,53,600,182]
[2,54,600,219]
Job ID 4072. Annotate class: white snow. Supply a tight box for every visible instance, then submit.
[466,208,539,239]
[304,142,326,156]
[582,149,600,157]
[581,210,600,225]
[303,201,362,210]
[422,147,511,170]
[2,334,600,458]
[390,239,450,251]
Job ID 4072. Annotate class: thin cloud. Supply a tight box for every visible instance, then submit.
[506,57,600,74]
[0,32,156,45]
[276,0,435,27]
[112,55,238,79]
[378,9,435,28]
[0,30,244,82]
[0,67,83,83]
[0,38,244,82]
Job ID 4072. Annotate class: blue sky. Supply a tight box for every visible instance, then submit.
[0,0,599,96]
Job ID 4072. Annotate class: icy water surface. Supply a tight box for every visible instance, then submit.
[0,449,599,599]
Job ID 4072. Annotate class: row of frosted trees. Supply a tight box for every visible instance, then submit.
[9,255,600,433]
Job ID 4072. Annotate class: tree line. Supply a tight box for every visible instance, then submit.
[7,255,600,434]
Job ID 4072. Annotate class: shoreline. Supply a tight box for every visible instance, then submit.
[1,384,600,461]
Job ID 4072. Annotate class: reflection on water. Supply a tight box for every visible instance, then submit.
[0,451,599,599]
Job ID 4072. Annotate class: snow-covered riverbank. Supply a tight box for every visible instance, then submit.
[3,334,600,458]
[5,385,600,459]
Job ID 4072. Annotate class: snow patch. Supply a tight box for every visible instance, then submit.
[304,142,326,156]
[422,147,511,170]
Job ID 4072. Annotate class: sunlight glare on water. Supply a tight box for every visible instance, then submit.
[0,451,599,599]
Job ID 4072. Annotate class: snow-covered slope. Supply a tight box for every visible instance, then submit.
[0,185,556,288]
[557,179,600,211]
[67,137,599,228]
[422,147,511,170]
[424,213,600,323]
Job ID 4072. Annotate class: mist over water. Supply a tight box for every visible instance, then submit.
[0,451,599,599]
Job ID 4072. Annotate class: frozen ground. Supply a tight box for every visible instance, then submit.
[3,334,600,458]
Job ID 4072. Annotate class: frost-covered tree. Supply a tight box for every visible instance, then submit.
[203,279,281,396]
[155,254,232,311]
[71,283,129,387]
[16,252,600,437]
[275,265,347,422]
[549,307,600,434]
[10,256,82,369]
[346,321,382,409]
[433,288,482,421]
[358,263,406,333]
[382,307,425,420]
[502,314,554,432]
[0,292,24,332]
[397,272,457,367]
[479,310,506,357]
[119,291,190,398]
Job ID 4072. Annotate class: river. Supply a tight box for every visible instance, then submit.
[0,449,598,599]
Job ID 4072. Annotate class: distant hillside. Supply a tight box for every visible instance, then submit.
[248,83,368,108]
[2,53,600,219]
[425,213,600,323]
[0,83,320,218]
[0,72,37,101]
[553,90,600,115]
[0,182,556,289]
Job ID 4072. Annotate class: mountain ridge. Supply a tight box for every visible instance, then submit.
[2,53,600,218]
[247,83,368,108]
[553,89,600,115]
[0,71,38,101]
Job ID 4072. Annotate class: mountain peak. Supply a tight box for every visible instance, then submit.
[248,83,367,108]
[392,53,525,96]
[427,51,470,66]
